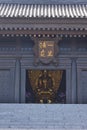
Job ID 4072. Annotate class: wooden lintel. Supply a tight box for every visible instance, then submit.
[0,29,87,35]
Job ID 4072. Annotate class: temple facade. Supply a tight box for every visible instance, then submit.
[0,0,87,104]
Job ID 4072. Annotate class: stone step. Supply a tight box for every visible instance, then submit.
[0,104,86,129]
[0,129,83,130]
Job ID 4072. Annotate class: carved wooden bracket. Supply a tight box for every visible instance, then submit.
[32,37,61,66]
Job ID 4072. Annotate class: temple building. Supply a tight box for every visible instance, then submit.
[0,0,87,104]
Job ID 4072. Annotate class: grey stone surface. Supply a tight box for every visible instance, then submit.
[0,104,86,129]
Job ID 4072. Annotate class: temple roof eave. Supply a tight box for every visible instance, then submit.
[0,3,87,37]
[0,4,87,19]
[0,17,87,30]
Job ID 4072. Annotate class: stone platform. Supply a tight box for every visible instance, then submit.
[0,104,87,130]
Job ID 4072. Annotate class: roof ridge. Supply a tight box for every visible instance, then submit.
[0,3,87,5]
[0,0,87,4]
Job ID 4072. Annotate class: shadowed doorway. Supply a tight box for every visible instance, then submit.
[26,70,66,104]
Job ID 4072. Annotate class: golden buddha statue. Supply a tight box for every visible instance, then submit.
[37,70,54,103]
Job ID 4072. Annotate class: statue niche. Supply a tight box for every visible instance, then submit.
[28,70,63,103]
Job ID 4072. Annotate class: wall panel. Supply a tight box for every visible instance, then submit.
[0,70,14,103]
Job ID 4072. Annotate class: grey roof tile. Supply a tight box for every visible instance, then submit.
[0,3,87,18]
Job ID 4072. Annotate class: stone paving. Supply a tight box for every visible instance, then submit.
[0,104,87,129]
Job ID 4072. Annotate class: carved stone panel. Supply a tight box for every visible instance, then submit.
[0,70,14,103]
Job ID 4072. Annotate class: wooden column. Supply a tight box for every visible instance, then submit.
[15,58,21,103]
[20,68,26,103]
[66,68,72,104]
[71,58,77,104]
